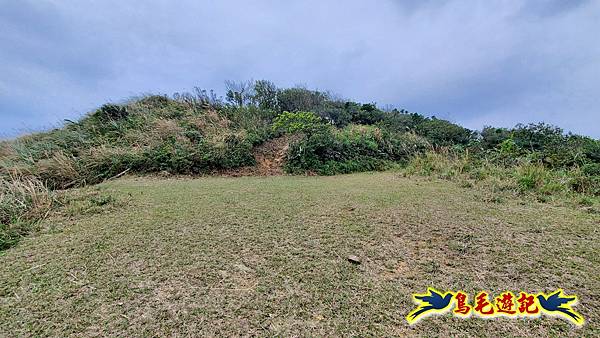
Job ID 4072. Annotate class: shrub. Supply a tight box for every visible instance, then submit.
[277,87,328,113]
[378,112,425,133]
[385,132,431,159]
[317,102,352,127]
[93,104,129,121]
[2,82,599,210]
[199,132,255,170]
[253,80,279,111]
[582,138,600,163]
[405,152,450,176]
[9,128,92,162]
[512,123,563,152]
[515,163,551,192]
[219,106,275,145]
[569,169,600,195]
[416,118,473,146]
[582,163,600,177]
[346,102,386,125]
[285,125,427,175]
[272,111,325,135]
[480,126,511,149]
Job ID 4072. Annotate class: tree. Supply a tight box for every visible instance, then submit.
[225,80,255,107]
[253,80,279,110]
[480,126,510,149]
[416,118,473,146]
[277,87,328,113]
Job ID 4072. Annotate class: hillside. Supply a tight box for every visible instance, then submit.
[2,82,600,251]
[1,81,600,335]
[1,173,598,336]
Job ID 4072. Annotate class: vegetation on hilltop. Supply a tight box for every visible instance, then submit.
[1,80,600,249]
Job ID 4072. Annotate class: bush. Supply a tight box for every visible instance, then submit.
[582,138,600,163]
[2,82,599,210]
[480,126,511,149]
[272,111,325,135]
[512,123,563,151]
[582,163,600,177]
[378,111,425,133]
[277,88,328,113]
[416,118,473,146]
[570,169,600,195]
[199,133,256,170]
[405,148,600,201]
[285,125,428,175]
[93,104,129,121]
[346,102,386,125]
[515,163,551,192]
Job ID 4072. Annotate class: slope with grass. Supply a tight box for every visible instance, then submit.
[2,83,600,251]
[1,173,598,336]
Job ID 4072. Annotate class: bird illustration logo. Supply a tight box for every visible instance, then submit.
[537,289,584,326]
[406,287,454,324]
[406,287,584,326]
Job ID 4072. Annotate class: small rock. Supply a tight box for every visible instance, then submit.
[347,255,361,264]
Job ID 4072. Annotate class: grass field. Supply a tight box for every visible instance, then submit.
[1,172,599,336]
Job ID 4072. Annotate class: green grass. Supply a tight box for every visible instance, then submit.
[1,172,599,336]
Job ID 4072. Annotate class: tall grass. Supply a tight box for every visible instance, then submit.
[0,173,54,250]
[0,96,265,190]
[405,149,600,204]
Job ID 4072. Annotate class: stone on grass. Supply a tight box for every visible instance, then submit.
[347,255,361,264]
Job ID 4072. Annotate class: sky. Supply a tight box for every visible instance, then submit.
[1,0,599,139]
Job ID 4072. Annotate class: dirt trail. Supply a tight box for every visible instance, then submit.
[252,136,290,175]
[219,136,294,176]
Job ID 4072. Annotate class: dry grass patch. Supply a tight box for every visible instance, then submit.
[0,174,54,250]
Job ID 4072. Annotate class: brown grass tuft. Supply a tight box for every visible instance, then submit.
[0,173,53,225]
[0,141,16,159]
[34,151,81,189]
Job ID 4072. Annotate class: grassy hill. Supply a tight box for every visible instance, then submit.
[1,173,598,336]
[2,82,600,250]
[1,81,600,335]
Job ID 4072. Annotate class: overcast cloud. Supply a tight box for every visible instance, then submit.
[1,0,599,138]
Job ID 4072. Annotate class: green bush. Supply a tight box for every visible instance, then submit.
[416,118,473,146]
[378,111,425,133]
[582,163,600,177]
[480,126,511,149]
[272,111,325,135]
[93,104,129,121]
[570,169,600,196]
[285,125,428,175]
[347,102,386,125]
[277,88,328,113]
